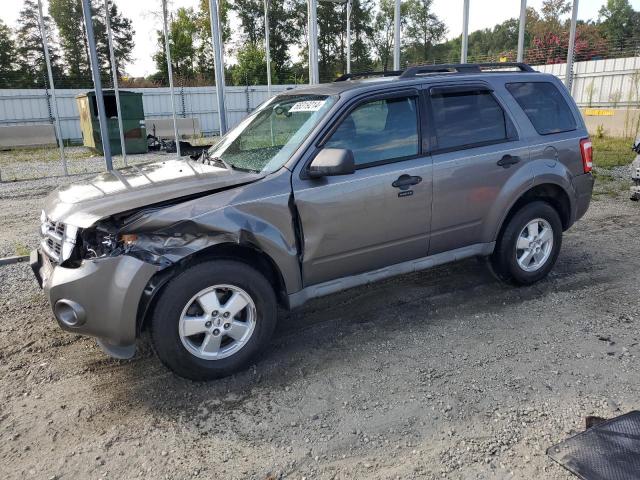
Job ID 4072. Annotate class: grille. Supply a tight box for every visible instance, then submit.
[40,217,66,263]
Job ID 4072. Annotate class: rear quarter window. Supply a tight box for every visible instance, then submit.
[506,82,577,135]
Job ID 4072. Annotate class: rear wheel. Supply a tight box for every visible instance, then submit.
[150,260,277,380]
[489,201,562,285]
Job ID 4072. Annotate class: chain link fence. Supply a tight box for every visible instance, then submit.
[2,2,640,182]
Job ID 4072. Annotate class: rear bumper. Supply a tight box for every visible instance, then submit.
[572,172,594,223]
[31,249,159,349]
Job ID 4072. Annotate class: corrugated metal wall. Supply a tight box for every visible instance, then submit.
[2,56,640,141]
[537,56,640,107]
[0,85,297,142]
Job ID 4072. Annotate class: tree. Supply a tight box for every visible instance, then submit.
[231,41,274,85]
[315,1,350,80]
[345,0,375,73]
[14,0,63,88]
[371,0,406,71]
[231,0,299,83]
[598,0,639,47]
[541,0,571,22]
[49,0,134,85]
[403,0,446,64]
[93,1,135,79]
[49,0,89,84]
[0,20,17,88]
[153,8,199,83]
[195,0,231,80]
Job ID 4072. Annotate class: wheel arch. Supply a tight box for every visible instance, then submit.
[495,182,572,244]
[136,242,289,335]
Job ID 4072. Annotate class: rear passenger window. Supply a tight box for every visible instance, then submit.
[325,96,419,166]
[506,82,576,135]
[430,89,510,151]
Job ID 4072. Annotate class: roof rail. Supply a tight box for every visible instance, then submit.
[334,70,403,82]
[399,62,535,79]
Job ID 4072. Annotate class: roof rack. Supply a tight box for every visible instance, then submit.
[334,70,403,82]
[399,62,535,79]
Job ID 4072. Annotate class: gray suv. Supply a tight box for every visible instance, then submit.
[31,63,594,380]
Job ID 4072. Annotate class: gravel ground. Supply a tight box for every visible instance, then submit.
[0,146,178,182]
[0,171,639,480]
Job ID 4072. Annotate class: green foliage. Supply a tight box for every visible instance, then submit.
[598,0,640,45]
[195,0,231,79]
[592,135,635,168]
[371,0,406,71]
[14,1,63,88]
[4,0,640,88]
[48,0,134,86]
[231,41,273,85]
[0,20,17,88]
[314,0,374,81]
[230,0,301,82]
[402,0,446,64]
[153,8,199,81]
[94,2,135,78]
[48,0,89,84]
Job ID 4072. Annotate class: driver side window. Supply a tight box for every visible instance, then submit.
[325,95,419,167]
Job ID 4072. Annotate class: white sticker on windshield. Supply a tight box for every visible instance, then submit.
[289,100,325,112]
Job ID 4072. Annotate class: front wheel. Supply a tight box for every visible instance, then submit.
[150,260,277,381]
[489,201,563,285]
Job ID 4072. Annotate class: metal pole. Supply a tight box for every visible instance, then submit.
[38,0,67,176]
[461,0,469,63]
[162,0,181,157]
[307,0,319,84]
[264,0,272,96]
[104,0,127,166]
[208,0,228,134]
[393,0,400,70]
[517,0,526,62]
[346,0,351,74]
[565,0,579,91]
[81,0,113,171]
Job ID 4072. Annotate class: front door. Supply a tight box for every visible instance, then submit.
[293,90,433,286]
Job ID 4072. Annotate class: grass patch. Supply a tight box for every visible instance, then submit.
[592,136,635,169]
[0,145,94,168]
[14,243,30,257]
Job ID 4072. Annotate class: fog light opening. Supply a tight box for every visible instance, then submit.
[54,300,86,327]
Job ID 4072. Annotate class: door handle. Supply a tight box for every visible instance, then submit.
[392,174,422,190]
[497,154,521,168]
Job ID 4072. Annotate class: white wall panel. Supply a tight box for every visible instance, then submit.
[3,57,638,142]
[0,85,297,142]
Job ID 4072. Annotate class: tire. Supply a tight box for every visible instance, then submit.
[489,201,563,286]
[150,260,277,381]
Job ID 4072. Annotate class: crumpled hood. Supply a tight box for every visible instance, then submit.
[44,159,264,228]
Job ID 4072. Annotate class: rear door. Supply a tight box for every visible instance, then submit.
[426,82,531,254]
[292,89,433,286]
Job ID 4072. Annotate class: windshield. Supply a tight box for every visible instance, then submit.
[207,94,336,173]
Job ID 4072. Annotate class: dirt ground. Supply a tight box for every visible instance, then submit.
[0,172,639,480]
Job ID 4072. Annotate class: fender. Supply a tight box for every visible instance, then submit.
[485,158,576,242]
[120,171,302,295]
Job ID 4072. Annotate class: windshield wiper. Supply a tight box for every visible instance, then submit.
[199,149,231,170]
[228,165,261,173]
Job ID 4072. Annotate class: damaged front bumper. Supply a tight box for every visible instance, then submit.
[31,249,159,358]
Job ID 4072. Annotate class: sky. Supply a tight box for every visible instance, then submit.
[2,0,639,77]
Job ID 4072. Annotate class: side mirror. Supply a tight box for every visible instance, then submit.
[308,148,355,178]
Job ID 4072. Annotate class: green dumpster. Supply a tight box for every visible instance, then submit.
[76,90,147,155]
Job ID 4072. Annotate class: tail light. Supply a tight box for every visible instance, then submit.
[580,138,593,173]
